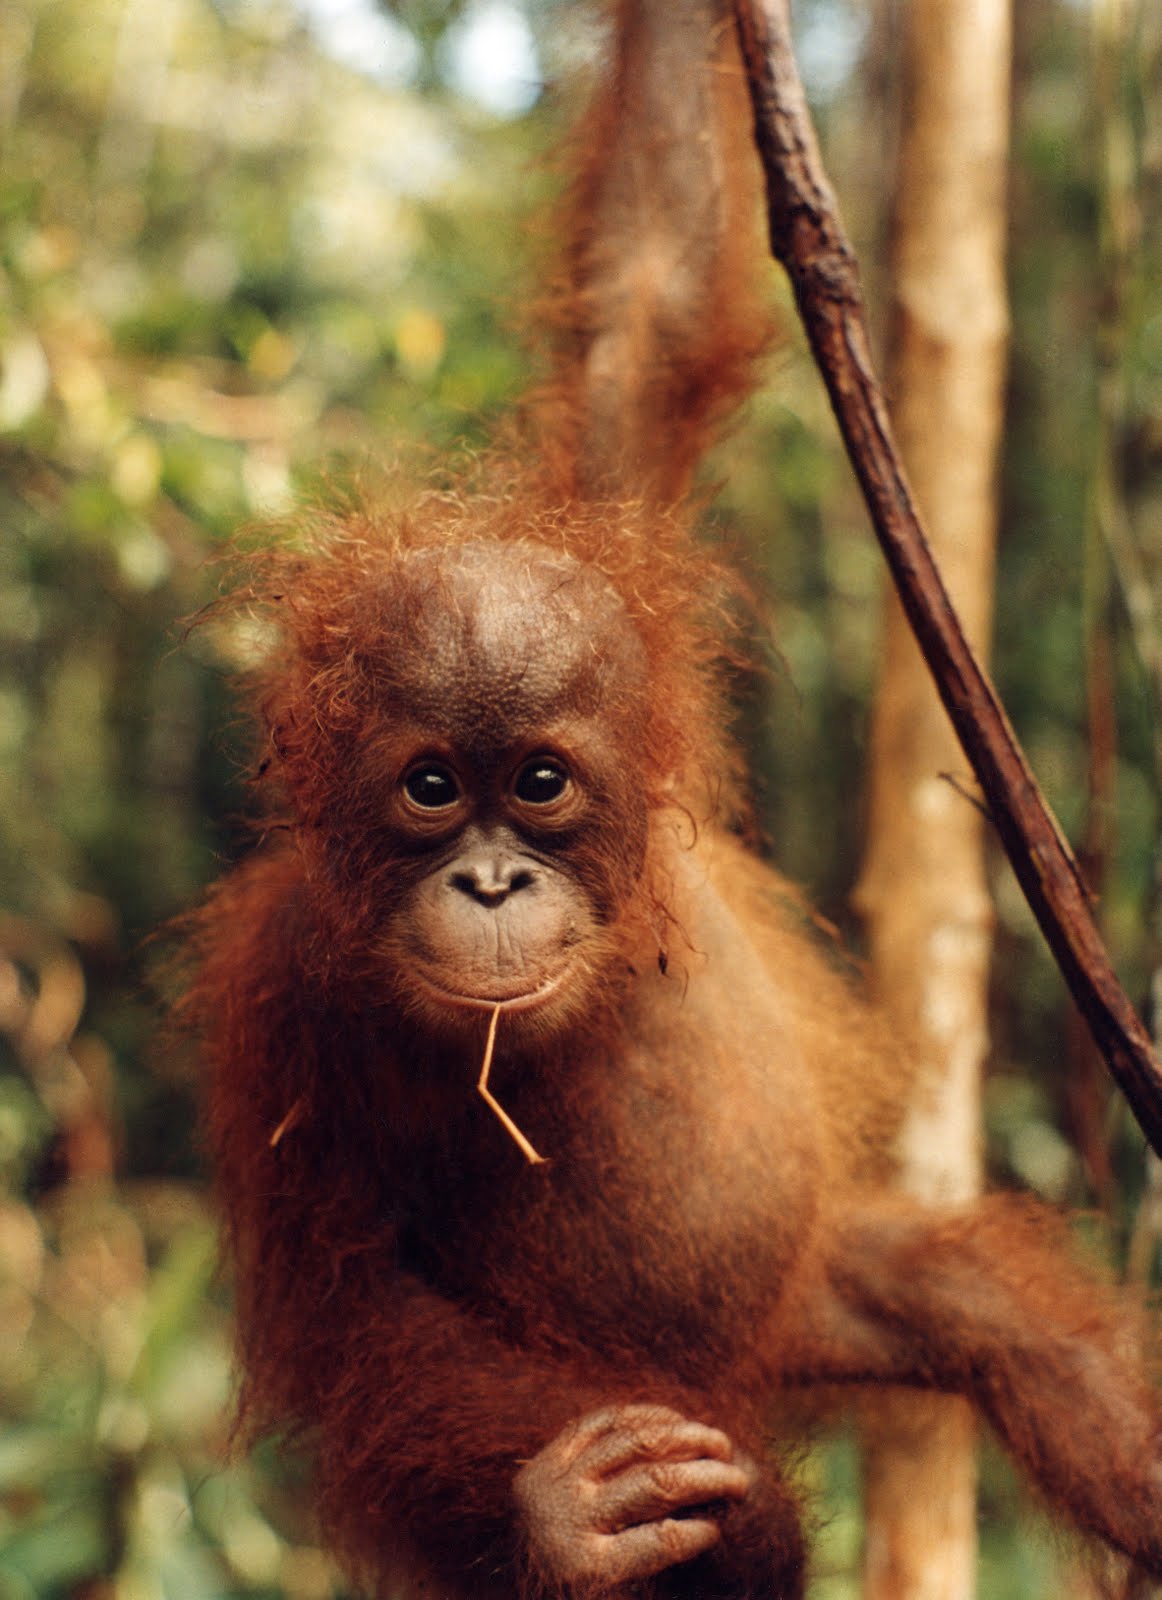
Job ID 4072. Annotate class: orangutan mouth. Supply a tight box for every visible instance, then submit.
[414,968,568,1015]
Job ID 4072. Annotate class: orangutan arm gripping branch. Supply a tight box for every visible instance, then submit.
[541,0,771,503]
[180,0,1162,1593]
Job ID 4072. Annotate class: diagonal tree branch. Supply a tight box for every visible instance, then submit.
[731,0,1162,1156]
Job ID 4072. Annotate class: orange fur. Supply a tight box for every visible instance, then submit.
[178,2,1162,1596]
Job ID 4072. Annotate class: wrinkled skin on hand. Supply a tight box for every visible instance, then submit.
[515,1406,756,1590]
[180,0,1162,1593]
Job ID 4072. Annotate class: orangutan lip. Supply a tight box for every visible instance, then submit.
[415,968,567,1014]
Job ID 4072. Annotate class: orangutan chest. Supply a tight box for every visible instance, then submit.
[401,1061,819,1379]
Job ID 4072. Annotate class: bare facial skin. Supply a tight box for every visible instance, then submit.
[515,1408,756,1589]
[186,502,1162,1600]
[367,545,651,1042]
[180,0,1162,1595]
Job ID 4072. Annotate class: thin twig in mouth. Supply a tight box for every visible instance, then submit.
[476,1003,547,1165]
[269,1095,305,1148]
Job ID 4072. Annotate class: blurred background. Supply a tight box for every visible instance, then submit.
[0,0,1160,1593]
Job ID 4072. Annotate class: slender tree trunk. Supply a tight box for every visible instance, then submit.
[853,1,1011,1595]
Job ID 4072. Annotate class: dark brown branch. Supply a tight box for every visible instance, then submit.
[731,0,1162,1156]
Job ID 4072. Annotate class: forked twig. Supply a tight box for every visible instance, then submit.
[731,0,1162,1155]
[477,1004,547,1166]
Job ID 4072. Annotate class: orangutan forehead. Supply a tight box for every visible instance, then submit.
[381,543,647,738]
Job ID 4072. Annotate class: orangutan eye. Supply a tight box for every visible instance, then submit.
[514,758,570,805]
[404,764,460,810]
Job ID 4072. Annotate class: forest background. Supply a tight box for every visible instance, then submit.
[0,0,1160,1595]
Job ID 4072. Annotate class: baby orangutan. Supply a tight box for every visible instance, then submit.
[181,1,1162,1594]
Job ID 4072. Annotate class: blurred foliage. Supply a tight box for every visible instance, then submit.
[0,0,1159,1594]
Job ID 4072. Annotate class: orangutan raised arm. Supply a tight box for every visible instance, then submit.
[179,2,1162,1596]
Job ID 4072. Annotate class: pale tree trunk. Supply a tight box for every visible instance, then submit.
[853,1,1011,1596]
